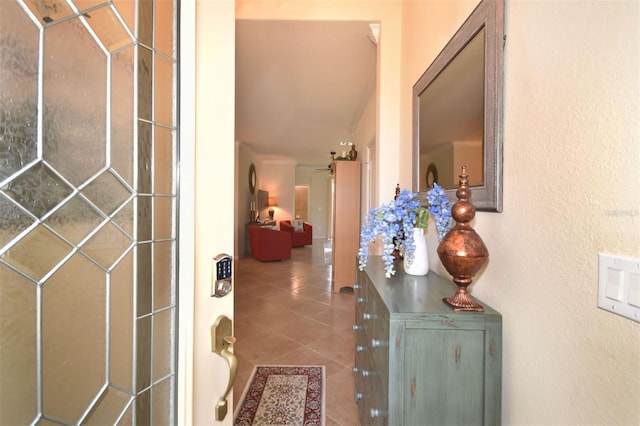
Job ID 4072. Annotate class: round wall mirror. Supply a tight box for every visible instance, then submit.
[249,163,256,194]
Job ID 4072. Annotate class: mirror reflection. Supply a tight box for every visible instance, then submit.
[418,28,485,191]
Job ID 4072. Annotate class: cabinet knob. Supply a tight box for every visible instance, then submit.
[370,408,381,418]
[363,313,374,320]
[352,366,360,373]
[355,392,364,401]
[371,339,385,348]
[352,324,362,331]
[356,345,365,352]
[361,369,373,377]
[357,297,366,304]
[354,284,362,290]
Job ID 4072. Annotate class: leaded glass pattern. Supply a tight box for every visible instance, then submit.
[0,264,37,425]
[153,240,174,310]
[0,193,35,246]
[43,17,107,187]
[81,220,133,269]
[154,0,175,57]
[82,386,133,425]
[154,54,175,127]
[81,170,133,216]
[1,224,72,281]
[110,251,134,392]
[22,0,75,24]
[42,253,106,423]
[113,197,134,238]
[153,195,174,240]
[85,5,135,53]
[45,193,105,245]
[0,0,177,423]
[112,0,135,38]
[2,161,73,218]
[111,46,135,186]
[138,46,153,121]
[152,307,174,381]
[154,125,175,195]
[0,0,39,181]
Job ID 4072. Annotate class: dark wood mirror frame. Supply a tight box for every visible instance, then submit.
[413,0,504,212]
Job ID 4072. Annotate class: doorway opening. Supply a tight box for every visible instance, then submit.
[294,186,309,222]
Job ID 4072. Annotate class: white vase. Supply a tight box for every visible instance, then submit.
[403,228,429,276]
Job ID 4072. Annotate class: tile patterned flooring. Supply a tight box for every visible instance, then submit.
[233,240,360,425]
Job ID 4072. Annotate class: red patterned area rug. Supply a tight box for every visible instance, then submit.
[234,365,325,426]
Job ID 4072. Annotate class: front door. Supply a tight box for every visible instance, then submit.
[0,0,178,423]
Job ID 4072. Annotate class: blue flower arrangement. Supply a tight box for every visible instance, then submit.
[358,184,452,278]
[426,183,453,243]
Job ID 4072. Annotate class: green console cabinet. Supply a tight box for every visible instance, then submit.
[354,256,502,426]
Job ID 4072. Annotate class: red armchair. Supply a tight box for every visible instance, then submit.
[280,220,313,247]
[248,226,292,262]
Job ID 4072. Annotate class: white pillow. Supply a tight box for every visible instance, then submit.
[292,219,304,231]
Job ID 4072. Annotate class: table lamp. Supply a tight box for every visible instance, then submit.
[266,197,277,220]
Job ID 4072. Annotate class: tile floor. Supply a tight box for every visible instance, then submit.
[233,240,360,425]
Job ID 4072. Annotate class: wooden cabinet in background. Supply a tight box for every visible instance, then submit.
[355,256,502,425]
[331,160,361,293]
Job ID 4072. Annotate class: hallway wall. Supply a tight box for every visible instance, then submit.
[401,1,640,424]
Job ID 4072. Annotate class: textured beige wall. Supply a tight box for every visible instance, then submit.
[404,0,640,424]
[259,158,297,221]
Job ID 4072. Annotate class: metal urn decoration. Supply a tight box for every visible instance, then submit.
[437,166,489,312]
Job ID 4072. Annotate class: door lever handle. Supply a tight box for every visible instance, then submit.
[211,316,238,421]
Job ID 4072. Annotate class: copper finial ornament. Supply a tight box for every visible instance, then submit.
[437,166,489,312]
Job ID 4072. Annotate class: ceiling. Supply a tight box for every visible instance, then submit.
[235,20,378,168]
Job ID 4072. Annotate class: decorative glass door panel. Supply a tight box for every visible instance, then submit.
[0,0,178,424]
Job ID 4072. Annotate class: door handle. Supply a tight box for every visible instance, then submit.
[211,315,238,421]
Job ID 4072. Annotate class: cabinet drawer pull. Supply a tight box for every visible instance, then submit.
[362,369,373,377]
[370,408,381,418]
[396,335,402,348]
[357,297,366,304]
[410,378,416,396]
[356,345,365,352]
[363,313,373,320]
[352,324,361,331]
[371,338,383,348]
[490,338,496,356]
[455,344,461,361]
[355,392,364,401]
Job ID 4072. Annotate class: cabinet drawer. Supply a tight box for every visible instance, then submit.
[354,344,369,403]
[356,351,388,426]
[369,283,389,376]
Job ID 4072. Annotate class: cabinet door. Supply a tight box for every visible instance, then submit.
[404,329,485,426]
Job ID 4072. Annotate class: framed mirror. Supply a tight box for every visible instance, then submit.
[249,163,257,194]
[413,0,504,212]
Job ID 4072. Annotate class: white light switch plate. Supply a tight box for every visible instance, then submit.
[598,253,640,323]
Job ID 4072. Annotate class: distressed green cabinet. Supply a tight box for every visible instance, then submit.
[354,257,502,426]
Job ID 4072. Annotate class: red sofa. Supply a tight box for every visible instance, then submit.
[248,226,291,262]
[280,220,313,247]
